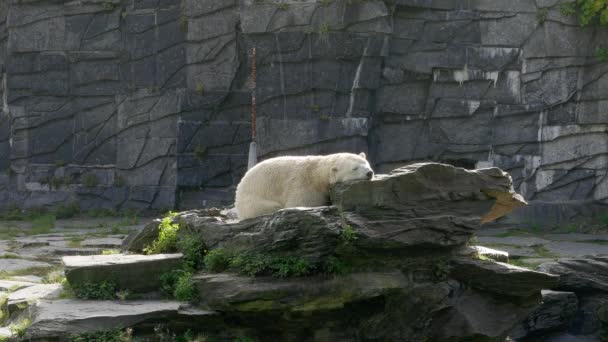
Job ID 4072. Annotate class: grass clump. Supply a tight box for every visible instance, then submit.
[101,249,121,255]
[72,281,117,300]
[203,249,230,273]
[31,214,56,234]
[9,318,32,338]
[55,203,81,219]
[205,250,315,278]
[144,212,179,254]
[177,234,205,271]
[560,2,577,16]
[70,328,133,342]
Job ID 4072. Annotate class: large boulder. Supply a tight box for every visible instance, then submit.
[118,163,550,341]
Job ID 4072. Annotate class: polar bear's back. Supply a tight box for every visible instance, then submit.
[235,155,329,219]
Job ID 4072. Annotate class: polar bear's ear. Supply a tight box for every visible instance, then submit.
[359,152,367,159]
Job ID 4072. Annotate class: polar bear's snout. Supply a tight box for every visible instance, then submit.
[366,171,374,180]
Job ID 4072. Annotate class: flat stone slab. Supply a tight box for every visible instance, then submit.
[26,299,218,339]
[7,283,62,314]
[81,237,123,248]
[0,279,38,291]
[544,241,608,258]
[194,271,409,312]
[63,253,183,293]
[449,259,559,297]
[0,259,54,273]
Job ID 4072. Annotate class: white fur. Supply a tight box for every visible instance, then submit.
[235,152,374,220]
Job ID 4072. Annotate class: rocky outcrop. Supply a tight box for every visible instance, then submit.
[63,253,183,293]
[125,163,526,257]
[119,163,555,341]
[0,0,606,228]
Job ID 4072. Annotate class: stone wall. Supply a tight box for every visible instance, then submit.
[0,0,607,221]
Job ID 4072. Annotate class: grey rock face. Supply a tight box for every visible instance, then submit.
[0,0,605,226]
[63,253,183,292]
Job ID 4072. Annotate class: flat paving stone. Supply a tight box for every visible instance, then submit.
[81,237,123,248]
[0,327,12,338]
[0,279,38,291]
[544,241,608,258]
[0,259,54,273]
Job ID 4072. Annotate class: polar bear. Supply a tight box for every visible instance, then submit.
[235,152,374,220]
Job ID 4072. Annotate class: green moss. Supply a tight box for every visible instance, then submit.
[597,47,608,63]
[234,299,281,312]
[194,145,208,160]
[536,8,548,24]
[0,295,8,325]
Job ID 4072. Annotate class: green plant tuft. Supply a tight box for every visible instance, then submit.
[177,234,205,271]
[69,328,132,342]
[204,249,231,272]
[72,281,117,300]
[144,212,179,254]
[8,318,32,338]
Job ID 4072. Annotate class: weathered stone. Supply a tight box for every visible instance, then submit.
[0,279,37,292]
[63,254,183,293]
[449,259,558,297]
[510,290,578,339]
[25,299,220,340]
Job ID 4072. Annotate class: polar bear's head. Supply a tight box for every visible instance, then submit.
[329,152,374,184]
